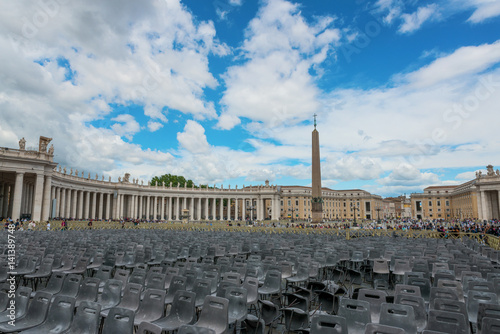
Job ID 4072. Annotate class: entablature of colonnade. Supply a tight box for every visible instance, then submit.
[51,169,282,198]
[0,148,57,175]
[474,165,500,191]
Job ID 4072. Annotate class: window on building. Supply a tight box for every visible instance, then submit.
[295,200,299,206]
[287,200,291,206]
[445,201,449,206]
[429,201,432,206]
[437,201,441,206]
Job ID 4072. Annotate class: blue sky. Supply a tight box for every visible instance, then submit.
[1,0,500,197]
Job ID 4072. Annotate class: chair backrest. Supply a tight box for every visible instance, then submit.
[58,274,82,298]
[76,277,100,304]
[193,278,212,307]
[102,307,135,334]
[364,323,405,334]
[379,302,417,334]
[467,290,498,323]
[262,269,282,289]
[166,275,187,300]
[136,288,166,322]
[137,321,163,334]
[118,283,142,311]
[408,277,431,301]
[310,314,348,334]
[395,284,421,297]
[21,291,52,326]
[317,290,335,314]
[35,295,75,332]
[427,309,469,334]
[170,290,196,324]
[225,286,248,323]
[358,289,387,323]
[3,286,32,320]
[395,294,427,332]
[430,287,459,303]
[65,301,101,334]
[94,265,113,283]
[196,296,229,334]
[178,325,216,334]
[481,317,500,334]
[146,272,166,290]
[477,302,500,334]
[129,271,147,285]
[338,298,371,333]
[99,279,123,310]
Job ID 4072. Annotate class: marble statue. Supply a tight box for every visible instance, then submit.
[70,168,73,175]
[63,167,67,174]
[75,169,78,176]
[118,177,121,182]
[58,166,62,172]
[82,171,84,177]
[109,176,112,182]
[19,138,26,150]
[487,165,495,176]
[102,175,104,181]
[148,181,151,186]
[48,144,54,155]
[95,174,98,180]
[123,173,130,183]
[497,169,500,176]
[141,180,144,185]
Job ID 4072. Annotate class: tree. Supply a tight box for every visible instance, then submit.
[150,174,195,187]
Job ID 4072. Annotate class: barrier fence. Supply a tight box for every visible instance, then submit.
[6,220,500,250]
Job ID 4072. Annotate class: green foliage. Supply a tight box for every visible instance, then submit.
[150,174,217,189]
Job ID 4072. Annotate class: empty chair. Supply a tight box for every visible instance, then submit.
[101,283,142,317]
[225,286,248,325]
[165,275,187,304]
[134,288,167,325]
[52,255,75,273]
[0,286,32,323]
[477,303,500,334]
[310,314,348,334]
[481,317,500,334]
[258,269,282,298]
[76,277,100,306]
[102,307,135,334]
[364,323,405,334]
[337,298,371,334]
[437,280,465,302]
[258,299,280,329]
[56,274,82,299]
[193,278,213,308]
[61,300,101,334]
[23,257,54,289]
[467,290,498,324]
[0,291,52,333]
[113,269,131,290]
[37,272,66,295]
[430,287,459,303]
[94,266,113,288]
[97,279,122,311]
[64,257,90,275]
[395,294,427,332]
[243,276,259,310]
[137,322,163,334]
[145,272,166,291]
[128,271,147,286]
[379,302,417,334]
[316,290,336,315]
[195,296,229,334]
[404,272,423,285]
[358,289,387,323]
[178,324,216,334]
[20,295,75,334]
[287,263,310,285]
[408,277,431,302]
[394,284,421,297]
[426,309,470,334]
[154,290,196,332]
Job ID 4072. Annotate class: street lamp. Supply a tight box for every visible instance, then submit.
[350,202,359,225]
[375,206,382,224]
[288,203,298,222]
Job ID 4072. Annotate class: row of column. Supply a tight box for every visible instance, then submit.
[478,190,500,220]
[112,195,280,221]
[52,187,113,220]
[0,172,52,222]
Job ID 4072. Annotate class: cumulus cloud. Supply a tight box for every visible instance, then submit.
[218,0,340,130]
[147,120,163,132]
[398,4,440,34]
[111,114,141,140]
[177,120,210,154]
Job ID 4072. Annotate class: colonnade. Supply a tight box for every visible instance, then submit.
[478,190,500,221]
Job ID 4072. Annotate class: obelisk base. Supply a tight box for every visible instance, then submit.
[311,202,322,224]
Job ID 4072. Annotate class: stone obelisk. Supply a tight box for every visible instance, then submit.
[311,114,323,224]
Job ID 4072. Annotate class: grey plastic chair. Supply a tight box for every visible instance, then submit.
[102,307,135,334]
[467,290,498,323]
[76,277,100,306]
[364,323,405,334]
[153,290,196,331]
[56,274,82,298]
[477,303,500,334]
[0,286,32,322]
[481,317,500,334]
[395,294,427,332]
[101,282,142,317]
[310,314,348,334]
[408,277,431,302]
[97,279,122,311]
[94,265,113,288]
[23,257,54,289]
[358,288,387,323]
[437,279,465,302]
[430,287,459,303]
[137,321,163,334]
[225,286,248,324]
[195,296,229,334]
[193,278,213,308]
[165,275,187,304]
[178,324,216,334]
[379,302,417,334]
[258,269,282,297]
[395,284,421,297]
[134,288,166,325]
[64,257,90,275]
[20,295,75,334]
[426,309,470,334]
[338,298,371,334]
[61,300,101,334]
[0,291,52,333]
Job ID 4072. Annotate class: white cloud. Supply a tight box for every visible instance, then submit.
[218,0,340,130]
[230,0,243,6]
[378,163,440,186]
[111,114,141,140]
[399,4,440,34]
[177,120,210,154]
[466,0,500,23]
[147,120,163,132]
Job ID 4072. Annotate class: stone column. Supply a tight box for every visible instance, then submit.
[175,197,179,220]
[105,193,110,220]
[138,195,143,219]
[189,197,194,220]
[77,190,83,219]
[112,193,118,220]
[83,191,90,219]
[272,196,280,220]
[219,197,223,220]
[70,189,77,219]
[2,184,9,218]
[145,196,150,220]
[242,198,246,221]
[161,197,165,220]
[31,174,45,222]
[98,193,104,219]
[90,192,96,219]
[11,172,25,221]
[165,197,170,220]
[153,196,158,220]
[235,198,239,220]
[197,197,202,220]
[40,175,52,221]
[65,188,72,219]
[59,187,66,218]
[211,198,216,220]
[481,191,489,221]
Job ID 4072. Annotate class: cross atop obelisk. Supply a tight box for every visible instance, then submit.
[311,114,323,224]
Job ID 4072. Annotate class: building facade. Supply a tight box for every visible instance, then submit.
[410,165,500,221]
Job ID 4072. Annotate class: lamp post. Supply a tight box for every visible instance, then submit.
[350,202,359,225]
[288,204,298,222]
[375,206,382,224]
